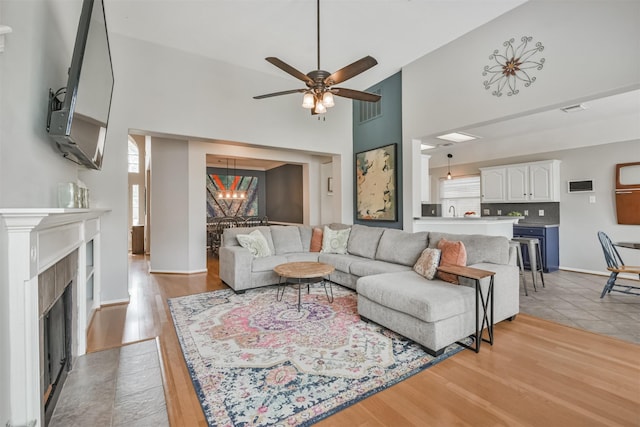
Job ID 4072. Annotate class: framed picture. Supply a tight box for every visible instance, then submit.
[355,143,397,221]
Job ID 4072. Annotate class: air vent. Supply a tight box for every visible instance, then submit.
[568,179,594,192]
[358,89,382,123]
[561,103,588,113]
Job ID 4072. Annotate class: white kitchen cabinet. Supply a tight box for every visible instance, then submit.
[481,160,560,203]
[480,167,507,202]
[506,165,529,201]
[529,161,559,201]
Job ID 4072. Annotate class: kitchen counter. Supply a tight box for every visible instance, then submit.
[413,216,521,238]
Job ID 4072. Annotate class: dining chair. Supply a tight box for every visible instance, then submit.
[597,231,640,298]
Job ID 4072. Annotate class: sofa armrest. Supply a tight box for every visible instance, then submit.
[462,262,519,323]
[219,246,253,291]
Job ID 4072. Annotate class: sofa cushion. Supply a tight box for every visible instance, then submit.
[223,226,276,254]
[428,232,509,265]
[375,229,429,266]
[347,224,385,259]
[356,271,475,323]
[253,255,289,272]
[310,227,323,252]
[349,260,411,277]
[236,230,272,257]
[317,253,365,273]
[436,239,467,284]
[321,226,351,254]
[413,248,441,280]
[285,252,320,263]
[299,226,312,251]
[270,225,304,255]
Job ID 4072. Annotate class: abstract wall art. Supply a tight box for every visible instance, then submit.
[355,143,397,221]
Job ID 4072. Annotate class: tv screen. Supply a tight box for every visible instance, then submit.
[47,0,114,170]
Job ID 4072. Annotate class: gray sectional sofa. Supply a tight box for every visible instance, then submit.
[219,223,519,356]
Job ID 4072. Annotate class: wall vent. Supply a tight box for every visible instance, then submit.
[560,103,588,113]
[358,89,382,123]
[568,179,594,192]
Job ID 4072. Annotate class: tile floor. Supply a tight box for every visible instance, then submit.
[517,269,640,344]
[50,338,169,427]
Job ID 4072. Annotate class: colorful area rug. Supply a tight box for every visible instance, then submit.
[168,285,465,426]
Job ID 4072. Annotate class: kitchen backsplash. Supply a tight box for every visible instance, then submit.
[481,202,559,225]
[421,202,559,225]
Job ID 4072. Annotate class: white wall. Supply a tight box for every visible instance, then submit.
[150,139,333,273]
[0,223,8,425]
[149,137,193,273]
[402,0,640,140]
[92,32,355,277]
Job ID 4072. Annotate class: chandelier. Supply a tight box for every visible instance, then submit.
[217,159,245,200]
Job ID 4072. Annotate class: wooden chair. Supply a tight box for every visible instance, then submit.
[597,231,640,298]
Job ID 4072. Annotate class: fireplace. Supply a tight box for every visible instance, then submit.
[0,208,107,427]
[39,251,77,426]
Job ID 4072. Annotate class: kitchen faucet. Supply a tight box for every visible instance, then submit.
[448,206,456,217]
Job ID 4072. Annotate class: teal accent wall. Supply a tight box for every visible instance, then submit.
[352,71,403,229]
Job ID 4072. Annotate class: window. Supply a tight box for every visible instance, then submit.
[440,176,481,217]
[132,184,139,225]
[128,138,139,173]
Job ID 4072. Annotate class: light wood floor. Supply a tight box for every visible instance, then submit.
[87,255,640,426]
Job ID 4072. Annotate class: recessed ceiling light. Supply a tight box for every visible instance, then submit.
[436,132,478,143]
[560,103,588,113]
[420,143,435,150]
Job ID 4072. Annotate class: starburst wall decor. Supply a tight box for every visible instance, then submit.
[482,36,545,97]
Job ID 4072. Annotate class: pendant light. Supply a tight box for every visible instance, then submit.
[216,158,246,200]
[447,153,453,180]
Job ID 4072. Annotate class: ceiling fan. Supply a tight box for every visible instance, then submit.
[253,0,381,115]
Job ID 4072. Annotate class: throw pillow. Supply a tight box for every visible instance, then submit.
[236,230,272,257]
[310,227,323,252]
[436,238,467,284]
[321,226,351,254]
[413,248,441,280]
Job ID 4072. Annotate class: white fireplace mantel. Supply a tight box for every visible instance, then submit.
[0,208,109,427]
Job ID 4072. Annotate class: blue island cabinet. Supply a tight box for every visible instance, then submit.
[513,225,560,273]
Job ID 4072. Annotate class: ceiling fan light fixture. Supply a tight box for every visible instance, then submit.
[302,91,315,109]
[314,101,327,114]
[322,91,335,107]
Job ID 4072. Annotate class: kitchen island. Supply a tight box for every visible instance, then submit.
[413,216,522,238]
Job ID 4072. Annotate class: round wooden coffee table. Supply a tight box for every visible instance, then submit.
[273,261,335,311]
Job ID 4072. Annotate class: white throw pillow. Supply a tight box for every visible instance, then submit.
[236,230,272,257]
[413,248,441,280]
[321,226,351,254]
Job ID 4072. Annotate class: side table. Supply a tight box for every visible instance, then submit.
[437,264,495,353]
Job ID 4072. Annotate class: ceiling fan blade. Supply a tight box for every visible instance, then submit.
[265,57,314,85]
[324,56,378,86]
[253,89,305,99]
[332,88,381,102]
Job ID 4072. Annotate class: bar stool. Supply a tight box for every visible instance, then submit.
[509,241,529,296]
[512,237,545,290]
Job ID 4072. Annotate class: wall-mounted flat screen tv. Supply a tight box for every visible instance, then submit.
[47,0,114,170]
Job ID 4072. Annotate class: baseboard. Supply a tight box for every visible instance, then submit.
[100,297,131,306]
[559,266,639,281]
[149,268,208,274]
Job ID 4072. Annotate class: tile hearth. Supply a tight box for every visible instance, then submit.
[49,338,168,427]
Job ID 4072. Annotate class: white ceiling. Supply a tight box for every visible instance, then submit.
[105,0,639,167]
[105,0,528,91]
